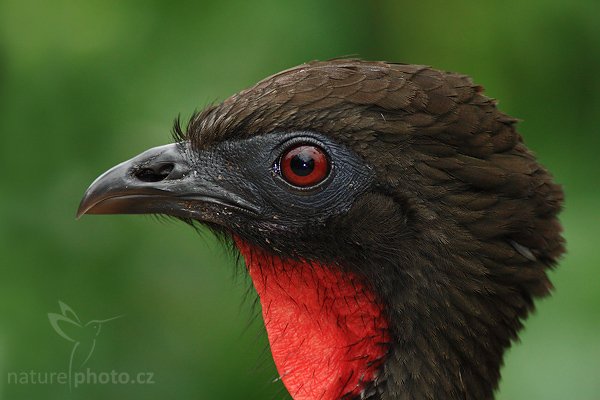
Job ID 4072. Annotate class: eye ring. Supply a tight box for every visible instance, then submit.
[278,144,330,188]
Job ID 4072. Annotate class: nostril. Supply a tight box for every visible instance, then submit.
[134,163,175,182]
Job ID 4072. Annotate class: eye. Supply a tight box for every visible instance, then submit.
[279,144,330,187]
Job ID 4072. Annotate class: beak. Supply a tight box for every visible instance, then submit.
[77,142,259,220]
[98,315,123,324]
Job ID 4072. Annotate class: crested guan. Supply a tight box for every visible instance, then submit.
[78,60,565,400]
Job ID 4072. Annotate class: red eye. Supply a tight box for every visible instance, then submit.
[280,144,330,187]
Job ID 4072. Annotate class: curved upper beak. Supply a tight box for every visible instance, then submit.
[77,142,258,220]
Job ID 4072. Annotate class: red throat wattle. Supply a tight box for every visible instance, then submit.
[235,239,390,400]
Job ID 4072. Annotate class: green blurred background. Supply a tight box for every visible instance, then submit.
[0,0,598,399]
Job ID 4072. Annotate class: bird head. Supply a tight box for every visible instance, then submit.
[78,60,564,400]
[84,315,122,337]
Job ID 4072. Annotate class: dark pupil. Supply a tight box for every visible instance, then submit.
[290,151,315,176]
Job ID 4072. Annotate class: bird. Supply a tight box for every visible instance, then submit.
[77,60,565,400]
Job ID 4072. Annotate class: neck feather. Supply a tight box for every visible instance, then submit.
[236,239,517,400]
